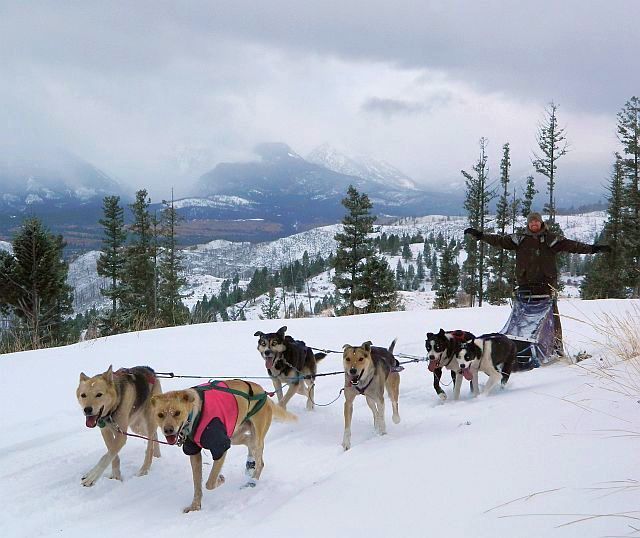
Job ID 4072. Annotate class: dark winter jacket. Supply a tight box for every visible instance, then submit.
[480,225,596,292]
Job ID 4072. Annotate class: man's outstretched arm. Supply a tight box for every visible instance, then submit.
[553,237,611,254]
[464,228,518,250]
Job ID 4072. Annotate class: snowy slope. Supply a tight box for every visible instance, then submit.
[1,299,638,537]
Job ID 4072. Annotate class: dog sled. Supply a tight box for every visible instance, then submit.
[499,289,557,369]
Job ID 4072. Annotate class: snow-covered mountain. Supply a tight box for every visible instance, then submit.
[0,148,125,253]
[187,143,464,236]
[1,299,638,537]
[307,143,418,190]
[0,148,122,209]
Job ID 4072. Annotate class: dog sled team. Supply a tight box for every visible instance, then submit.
[76,325,517,512]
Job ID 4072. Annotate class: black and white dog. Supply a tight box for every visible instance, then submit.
[454,333,516,398]
[426,329,475,400]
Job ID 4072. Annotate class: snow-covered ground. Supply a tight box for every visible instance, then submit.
[1,298,638,537]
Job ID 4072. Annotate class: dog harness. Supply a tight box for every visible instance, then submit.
[193,381,239,442]
[182,381,268,458]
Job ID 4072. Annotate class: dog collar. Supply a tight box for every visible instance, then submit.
[176,410,195,447]
[352,370,374,395]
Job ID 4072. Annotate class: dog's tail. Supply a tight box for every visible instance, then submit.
[267,399,298,423]
[314,352,327,362]
[388,338,398,354]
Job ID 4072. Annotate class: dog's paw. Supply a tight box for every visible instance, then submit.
[392,414,401,424]
[183,503,201,513]
[438,392,447,401]
[206,474,225,490]
[242,480,257,488]
[81,469,101,487]
[109,471,123,481]
[135,468,149,477]
[342,441,351,451]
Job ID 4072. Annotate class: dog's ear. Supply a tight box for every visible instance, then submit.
[342,344,351,351]
[79,372,89,382]
[438,328,445,336]
[104,365,114,383]
[426,332,434,340]
[362,341,372,352]
[254,331,264,337]
[277,326,287,336]
[181,391,195,403]
[150,395,158,408]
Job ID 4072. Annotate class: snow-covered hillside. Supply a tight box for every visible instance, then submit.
[69,212,608,314]
[1,299,638,537]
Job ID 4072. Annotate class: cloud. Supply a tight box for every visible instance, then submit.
[362,98,426,116]
[0,1,634,198]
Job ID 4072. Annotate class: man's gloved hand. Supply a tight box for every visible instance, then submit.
[593,244,612,254]
[464,227,482,240]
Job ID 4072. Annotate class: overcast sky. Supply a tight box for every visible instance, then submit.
[1,0,637,198]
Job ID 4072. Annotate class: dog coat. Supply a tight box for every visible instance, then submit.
[183,382,239,459]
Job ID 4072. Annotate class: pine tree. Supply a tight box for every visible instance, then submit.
[423,239,431,265]
[0,218,73,348]
[120,190,155,328]
[581,154,627,298]
[618,97,640,294]
[331,185,376,314]
[521,176,538,219]
[360,255,400,313]
[487,143,513,304]
[157,194,189,326]
[430,256,439,289]
[260,288,281,319]
[461,137,494,306]
[532,102,568,225]
[416,252,425,282]
[402,242,412,260]
[96,196,126,328]
[434,244,460,309]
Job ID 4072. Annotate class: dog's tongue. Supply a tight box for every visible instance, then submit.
[266,357,274,369]
[85,415,98,428]
[461,367,473,381]
[427,359,438,372]
[165,434,178,445]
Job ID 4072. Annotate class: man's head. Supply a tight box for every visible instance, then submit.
[527,212,544,233]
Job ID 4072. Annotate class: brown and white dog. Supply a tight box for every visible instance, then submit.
[341,339,401,451]
[254,326,326,410]
[76,365,162,486]
[151,379,297,513]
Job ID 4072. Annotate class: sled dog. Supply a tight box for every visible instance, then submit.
[151,380,297,512]
[254,326,326,410]
[454,333,516,399]
[341,339,401,450]
[76,365,162,486]
[425,329,475,400]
